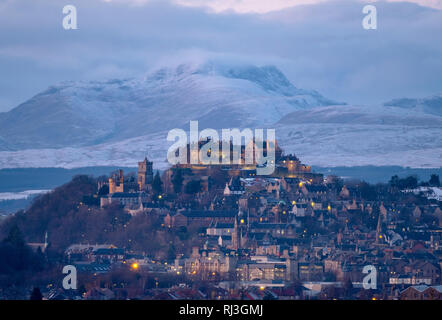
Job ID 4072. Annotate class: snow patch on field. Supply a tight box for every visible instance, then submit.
[0,190,51,201]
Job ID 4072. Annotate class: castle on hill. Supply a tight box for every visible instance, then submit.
[106,158,154,194]
[100,157,154,209]
[172,138,322,183]
[100,139,322,210]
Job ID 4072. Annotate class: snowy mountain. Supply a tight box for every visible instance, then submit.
[275,105,442,168]
[384,95,442,117]
[0,61,338,151]
[0,61,440,170]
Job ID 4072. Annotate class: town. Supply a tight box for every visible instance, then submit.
[0,139,441,300]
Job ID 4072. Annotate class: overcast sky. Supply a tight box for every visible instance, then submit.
[0,0,441,111]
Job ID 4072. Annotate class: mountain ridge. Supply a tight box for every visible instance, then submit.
[384,95,442,117]
[0,61,440,169]
[0,62,340,151]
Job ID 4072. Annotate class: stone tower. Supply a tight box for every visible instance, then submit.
[138,157,153,191]
[109,169,124,194]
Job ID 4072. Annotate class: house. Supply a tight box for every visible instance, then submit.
[389,275,431,286]
[179,247,237,279]
[400,285,442,300]
[403,261,441,285]
[291,203,308,217]
[206,223,234,236]
[224,177,245,196]
[100,192,147,208]
[181,210,238,226]
[84,288,115,300]
[296,262,325,281]
[164,212,188,228]
[92,247,125,263]
[413,206,422,219]
[165,210,240,228]
[238,256,290,281]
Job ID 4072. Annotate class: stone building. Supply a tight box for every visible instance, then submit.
[137,157,153,191]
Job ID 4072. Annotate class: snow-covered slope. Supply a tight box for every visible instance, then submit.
[0,61,440,169]
[275,105,442,168]
[384,95,442,117]
[0,62,338,151]
[0,103,440,170]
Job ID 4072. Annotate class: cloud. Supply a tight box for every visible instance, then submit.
[114,0,442,12]
[174,0,328,14]
[0,0,441,111]
[387,0,442,10]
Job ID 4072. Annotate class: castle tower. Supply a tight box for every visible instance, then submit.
[109,170,124,194]
[138,157,153,191]
[109,177,116,194]
[119,169,124,185]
